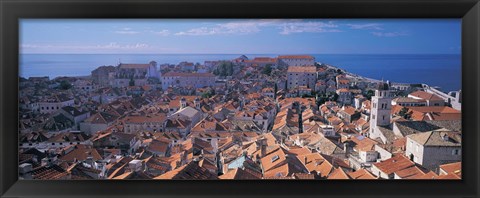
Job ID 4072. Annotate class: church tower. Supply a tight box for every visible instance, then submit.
[368,83,393,138]
[180,97,187,109]
[194,97,201,110]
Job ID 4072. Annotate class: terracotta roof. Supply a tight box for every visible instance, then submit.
[260,147,287,173]
[119,63,151,69]
[351,135,377,152]
[341,106,357,115]
[287,66,316,73]
[285,146,312,156]
[252,57,277,63]
[293,173,316,179]
[327,168,351,179]
[84,112,118,124]
[263,162,289,178]
[394,165,427,179]
[124,114,167,124]
[47,132,91,143]
[393,97,426,103]
[59,146,103,162]
[409,91,443,101]
[31,164,69,180]
[154,162,217,179]
[372,155,415,175]
[336,88,350,93]
[435,173,461,179]
[147,139,170,154]
[439,162,461,176]
[347,169,376,179]
[410,171,438,179]
[219,168,263,179]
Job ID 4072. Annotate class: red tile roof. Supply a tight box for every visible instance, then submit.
[327,168,351,179]
[409,91,443,101]
[373,155,414,175]
[439,162,461,177]
[119,63,151,69]
[347,169,376,179]
[287,66,316,73]
[154,162,217,179]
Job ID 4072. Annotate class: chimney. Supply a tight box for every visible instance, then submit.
[442,133,449,141]
[85,156,94,167]
[128,159,143,172]
[261,138,267,157]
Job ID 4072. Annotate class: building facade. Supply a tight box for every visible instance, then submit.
[369,87,394,139]
[287,66,316,90]
[161,72,216,90]
[112,61,158,87]
[278,55,315,68]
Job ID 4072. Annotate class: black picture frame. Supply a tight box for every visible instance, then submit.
[1,0,479,197]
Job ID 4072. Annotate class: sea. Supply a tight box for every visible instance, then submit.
[20,54,461,93]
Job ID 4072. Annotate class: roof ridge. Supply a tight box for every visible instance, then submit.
[423,131,434,145]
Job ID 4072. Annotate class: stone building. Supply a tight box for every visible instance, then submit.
[161,72,216,90]
[405,130,461,171]
[278,55,315,68]
[287,66,316,90]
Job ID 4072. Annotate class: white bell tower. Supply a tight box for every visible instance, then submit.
[368,83,393,138]
[180,97,187,109]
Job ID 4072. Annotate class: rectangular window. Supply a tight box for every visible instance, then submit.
[452,149,460,155]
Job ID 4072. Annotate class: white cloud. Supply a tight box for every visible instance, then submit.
[279,21,341,35]
[21,42,150,50]
[175,19,341,36]
[371,31,409,37]
[114,28,140,34]
[347,23,383,30]
[150,29,170,36]
[175,21,261,36]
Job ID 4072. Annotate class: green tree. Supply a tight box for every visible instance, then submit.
[59,80,72,90]
[327,92,338,101]
[365,90,375,100]
[399,106,412,119]
[274,83,278,98]
[214,61,234,76]
[262,64,272,76]
[202,92,211,98]
[129,77,135,86]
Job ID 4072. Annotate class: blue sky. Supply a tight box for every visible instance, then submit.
[20,19,461,54]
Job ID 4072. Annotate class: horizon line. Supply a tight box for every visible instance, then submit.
[20,53,462,55]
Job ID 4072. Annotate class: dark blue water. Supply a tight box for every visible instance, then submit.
[20,54,461,92]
